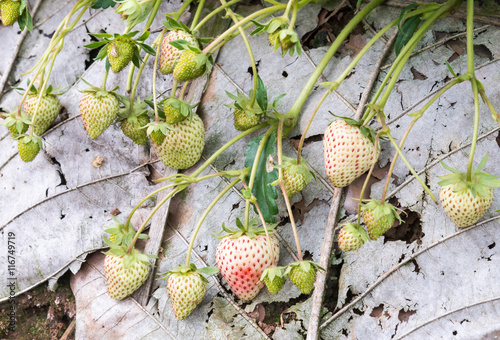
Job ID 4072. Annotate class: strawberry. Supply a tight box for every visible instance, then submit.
[286,261,323,294]
[173,50,209,82]
[117,96,151,145]
[159,30,199,75]
[152,113,205,169]
[260,266,285,294]
[107,36,136,73]
[163,97,197,124]
[278,156,313,197]
[0,0,20,26]
[337,222,368,252]
[361,200,403,240]
[162,264,218,320]
[233,108,261,131]
[23,93,60,135]
[79,85,119,139]
[323,118,379,188]
[438,154,500,228]
[103,247,152,300]
[104,215,134,246]
[18,135,42,162]
[215,219,280,301]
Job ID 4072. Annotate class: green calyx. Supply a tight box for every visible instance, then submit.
[103,215,148,248]
[341,222,369,243]
[170,40,213,75]
[251,17,301,57]
[145,120,173,144]
[118,95,151,120]
[272,155,313,186]
[13,79,65,96]
[79,78,118,97]
[330,114,378,145]
[159,263,219,282]
[260,266,286,282]
[104,246,156,269]
[163,97,198,124]
[361,199,404,224]
[2,111,31,136]
[115,0,155,29]
[215,217,278,239]
[438,154,500,197]
[285,260,325,275]
[225,90,263,116]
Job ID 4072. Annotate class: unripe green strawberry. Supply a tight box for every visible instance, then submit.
[283,167,307,197]
[261,267,285,294]
[152,113,205,169]
[159,30,199,74]
[107,36,136,73]
[8,123,28,137]
[287,261,320,294]
[323,119,379,188]
[361,200,402,241]
[233,108,260,131]
[80,91,119,139]
[173,50,207,82]
[150,129,166,145]
[338,222,368,252]
[164,103,185,124]
[0,0,21,26]
[104,250,151,300]
[120,114,150,145]
[167,271,207,320]
[18,136,42,162]
[23,93,60,135]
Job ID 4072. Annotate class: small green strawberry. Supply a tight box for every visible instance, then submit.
[79,81,120,139]
[233,108,261,131]
[107,36,136,73]
[338,222,368,252]
[225,90,266,131]
[103,215,135,246]
[361,200,403,240]
[438,154,500,228]
[84,31,155,74]
[163,97,197,124]
[152,113,205,169]
[159,30,199,74]
[253,17,301,57]
[2,111,30,137]
[17,135,42,162]
[260,266,286,294]
[118,96,151,145]
[103,246,153,300]
[161,264,218,320]
[173,49,210,82]
[0,0,21,26]
[286,261,324,294]
[22,91,60,135]
[146,120,171,145]
[273,155,313,197]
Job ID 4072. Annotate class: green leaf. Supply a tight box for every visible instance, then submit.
[139,43,156,56]
[256,75,267,113]
[395,5,422,56]
[18,4,33,32]
[198,266,219,276]
[84,41,108,49]
[244,132,279,222]
[92,0,117,9]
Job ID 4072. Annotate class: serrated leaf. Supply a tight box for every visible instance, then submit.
[92,0,117,9]
[244,132,279,222]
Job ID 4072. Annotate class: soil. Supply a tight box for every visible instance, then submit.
[0,272,75,340]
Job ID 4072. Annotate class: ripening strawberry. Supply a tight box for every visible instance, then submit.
[338,222,368,252]
[104,249,151,300]
[23,93,60,135]
[107,36,136,73]
[18,135,42,162]
[286,261,322,294]
[438,155,500,228]
[216,222,280,301]
[173,50,207,82]
[166,269,207,320]
[80,90,119,139]
[361,200,403,240]
[159,30,199,74]
[0,0,21,26]
[121,114,150,145]
[323,119,379,188]
[152,113,205,169]
[233,108,261,131]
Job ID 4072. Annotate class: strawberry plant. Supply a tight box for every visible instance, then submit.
[2,0,500,337]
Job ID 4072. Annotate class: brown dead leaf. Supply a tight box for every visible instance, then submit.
[91,156,105,168]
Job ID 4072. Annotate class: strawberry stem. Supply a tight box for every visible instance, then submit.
[277,120,303,261]
[356,131,383,225]
[192,0,241,32]
[178,82,189,101]
[190,0,206,31]
[101,67,109,91]
[185,178,240,266]
[287,0,298,30]
[252,190,277,264]
[466,0,479,182]
[152,28,167,123]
